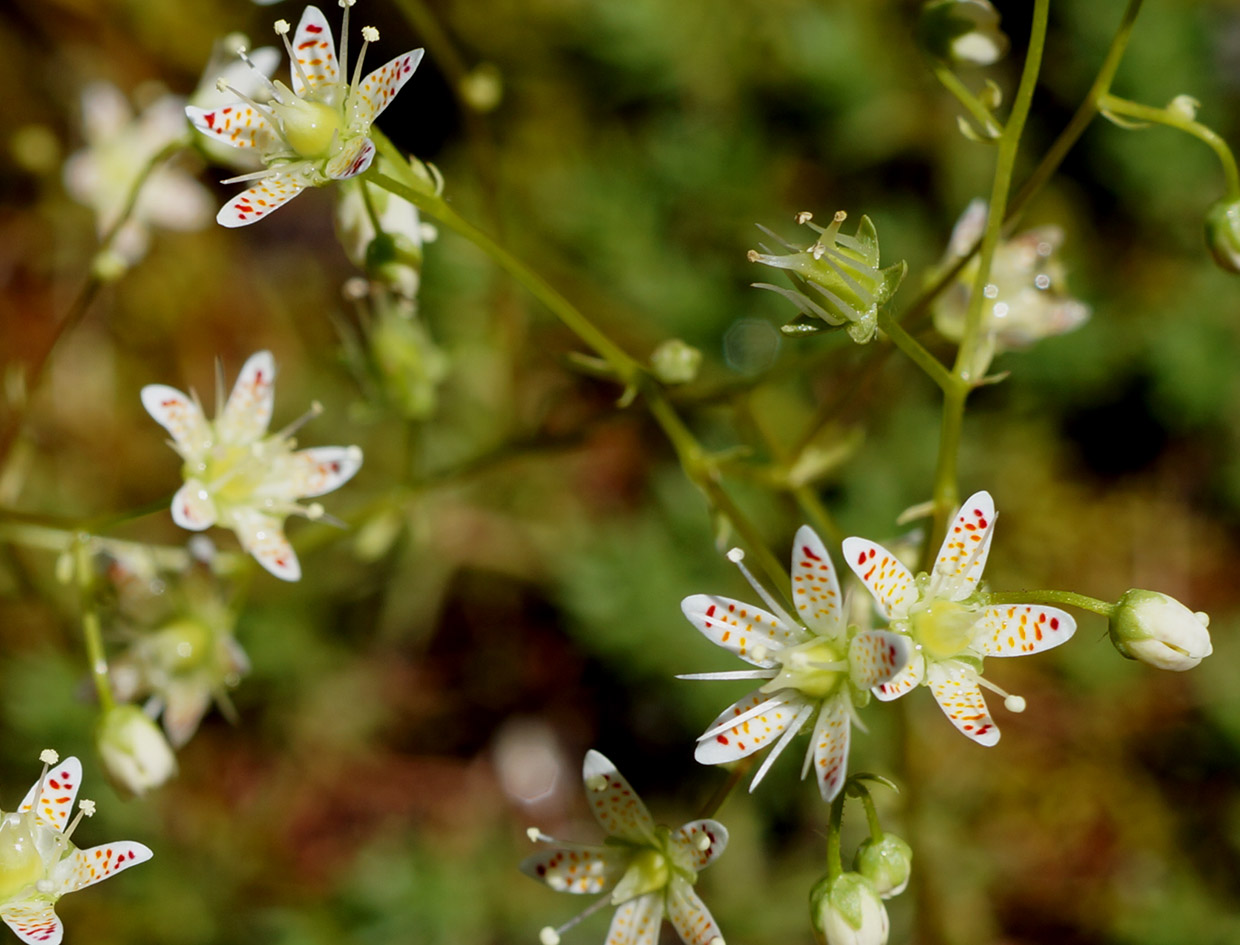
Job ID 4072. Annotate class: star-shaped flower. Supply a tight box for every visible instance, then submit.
[0,751,152,945]
[141,350,362,581]
[186,3,424,226]
[522,751,727,945]
[843,491,1077,745]
[680,527,911,802]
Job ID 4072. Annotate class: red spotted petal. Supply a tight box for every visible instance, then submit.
[842,537,916,620]
[926,660,1000,746]
[17,757,81,833]
[791,525,844,636]
[581,750,655,845]
[292,5,339,95]
[973,604,1076,657]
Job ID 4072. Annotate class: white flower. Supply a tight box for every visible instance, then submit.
[0,751,152,945]
[95,706,178,797]
[335,178,425,298]
[522,751,728,945]
[918,0,1009,67]
[141,350,362,581]
[844,491,1077,745]
[186,4,424,226]
[1109,589,1213,671]
[680,528,911,801]
[62,83,213,265]
[811,873,889,945]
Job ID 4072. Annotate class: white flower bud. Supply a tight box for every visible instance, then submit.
[810,872,889,945]
[853,834,913,899]
[96,705,178,797]
[1109,589,1213,672]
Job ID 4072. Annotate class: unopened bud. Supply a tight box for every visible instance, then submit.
[1109,589,1212,671]
[853,833,912,899]
[810,872,890,945]
[1205,198,1240,274]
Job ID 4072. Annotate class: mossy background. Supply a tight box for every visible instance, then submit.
[2,0,1240,943]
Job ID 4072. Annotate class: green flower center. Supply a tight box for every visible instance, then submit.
[761,636,847,700]
[910,598,979,660]
[273,97,343,159]
[152,618,214,675]
[187,439,281,509]
[0,815,45,901]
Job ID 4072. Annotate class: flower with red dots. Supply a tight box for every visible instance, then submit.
[680,527,911,802]
[141,350,362,581]
[843,490,1077,745]
[186,3,424,226]
[0,750,152,945]
[521,751,728,945]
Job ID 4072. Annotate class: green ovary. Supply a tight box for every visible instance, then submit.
[611,849,669,904]
[274,98,343,159]
[762,637,846,700]
[188,442,275,506]
[0,817,45,901]
[910,598,979,660]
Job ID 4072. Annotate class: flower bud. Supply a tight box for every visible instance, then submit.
[917,0,1009,66]
[853,834,913,899]
[96,705,178,797]
[1109,589,1213,672]
[810,872,890,945]
[650,339,703,385]
[1205,199,1240,274]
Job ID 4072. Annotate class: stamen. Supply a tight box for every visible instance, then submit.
[541,893,612,943]
[749,702,814,792]
[725,548,796,628]
[39,749,59,766]
[974,673,1025,712]
[275,19,315,94]
[698,695,787,742]
[527,827,552,843]
[220,167,285,185]
[63,799,96,840]
[351,26,379,92]
[674,670,779,681]
[338,1,354,84]
[272,400,325,441]
[214,80,281,130]
[540,930,560,945]
[237,47,283,101]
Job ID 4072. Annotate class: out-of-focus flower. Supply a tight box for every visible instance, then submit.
[917,0,1009,67]
[335,176,426,298]
[932,200,1090,378]
[190,34,281,170]
[844,491,1077,745]
[681,528,910,801]
[187,4,424,226]
[95,707,177,797]
[141,350,362,581]
[1205,198,1240,274]
[522,751,727,945]
[650,339,703,385]
[1109,589,1212,671]
[853,834,912,899]
[0,750,152,945]
[749,211,906,344]
[810,872,889,945]
[62,83,212,267]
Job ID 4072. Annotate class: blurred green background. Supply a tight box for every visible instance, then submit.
[2,0,1240,943]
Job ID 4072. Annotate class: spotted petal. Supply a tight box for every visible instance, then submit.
[519,845,627,895]
[185,104,278,152]
[324,135,376,181]
[849,630,912,689]
[873,650,925,702]
[140,385,211,461]
[17,756,81,832]
[932,490,995,598]
[806,695,850,802]
[606,892,661,945]
[581,750,655,845]
[271,446,363,499]
[229,508,300,581]
[842,538,916,619]
[161,678,214,748]
[681,594,807,667]
[217,173,310,228]
[791,525,844,636]
[351,49,425,128]
[52,841,154,895]
[694,688,809,765]
[0,901,62,945]
[973,604,1076,657]
[170,479,217,531]
[926,660,999,746]
[219,351,275,446]
[291,5,339,95]
[671,819,728,872]
[666,876,723,945]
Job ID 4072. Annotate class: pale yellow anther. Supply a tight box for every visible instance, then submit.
[215,77,230,93]
[339,0,356,7]
[526,826,541,842]
[751,644,768,663]
[306,503,325,520]
[274,19,291,35]
[539,928,560,945]
[361,26,379,42]
[696,834,711,851]
[39,749,59,765]
[795,211,813,225]
[585,773,608,792]
[79,799,96,817]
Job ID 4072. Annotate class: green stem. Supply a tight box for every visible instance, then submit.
[858,787,883,842]
[984,589,1116,617]
[790,485,844,547]
[921,381,966,572]
[826,788,846,881]
[1099,93,1240,198]
[75,541,115,711]
[877,308,954,392]
[931,62,1003,139]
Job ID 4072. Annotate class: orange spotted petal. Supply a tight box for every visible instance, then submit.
[926,660,1000,746]
[291,5,339,95]
[52,841,154,895]
[849,630,912,690]
[581,750,655,845]
[351,49,425,128]
[973,604,1076,657]
[170,479,217,532]
[671,819,728,872]
[872,650,925,702]
[217,173,309,228]
[791,525,844,636]
[185,104,278,152]
[842,538,915,620]
[140,385,211,460]
[218,351,276,446]
[229,508,301,581]
[666,876,723,945]
[519,844,627,895]
[694,688,808,765]
[807,695,851,802]
[17,757,81,833]
[606,892,661,945]
[932,490,995,598]
[324,135,376,181]
[0,901,62,945]
[274,446,363,499]
[681,594,807,667]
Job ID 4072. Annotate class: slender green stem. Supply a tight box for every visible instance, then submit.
[790,485,844,547]
[877,309,954,392]
[921,382,966,572]
[985,589,1116,617]
[931,63,1003,139]
[75,540,115,711]
[858,787,883,842]
[826,788,846,881]
[1099,93,1240,198]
